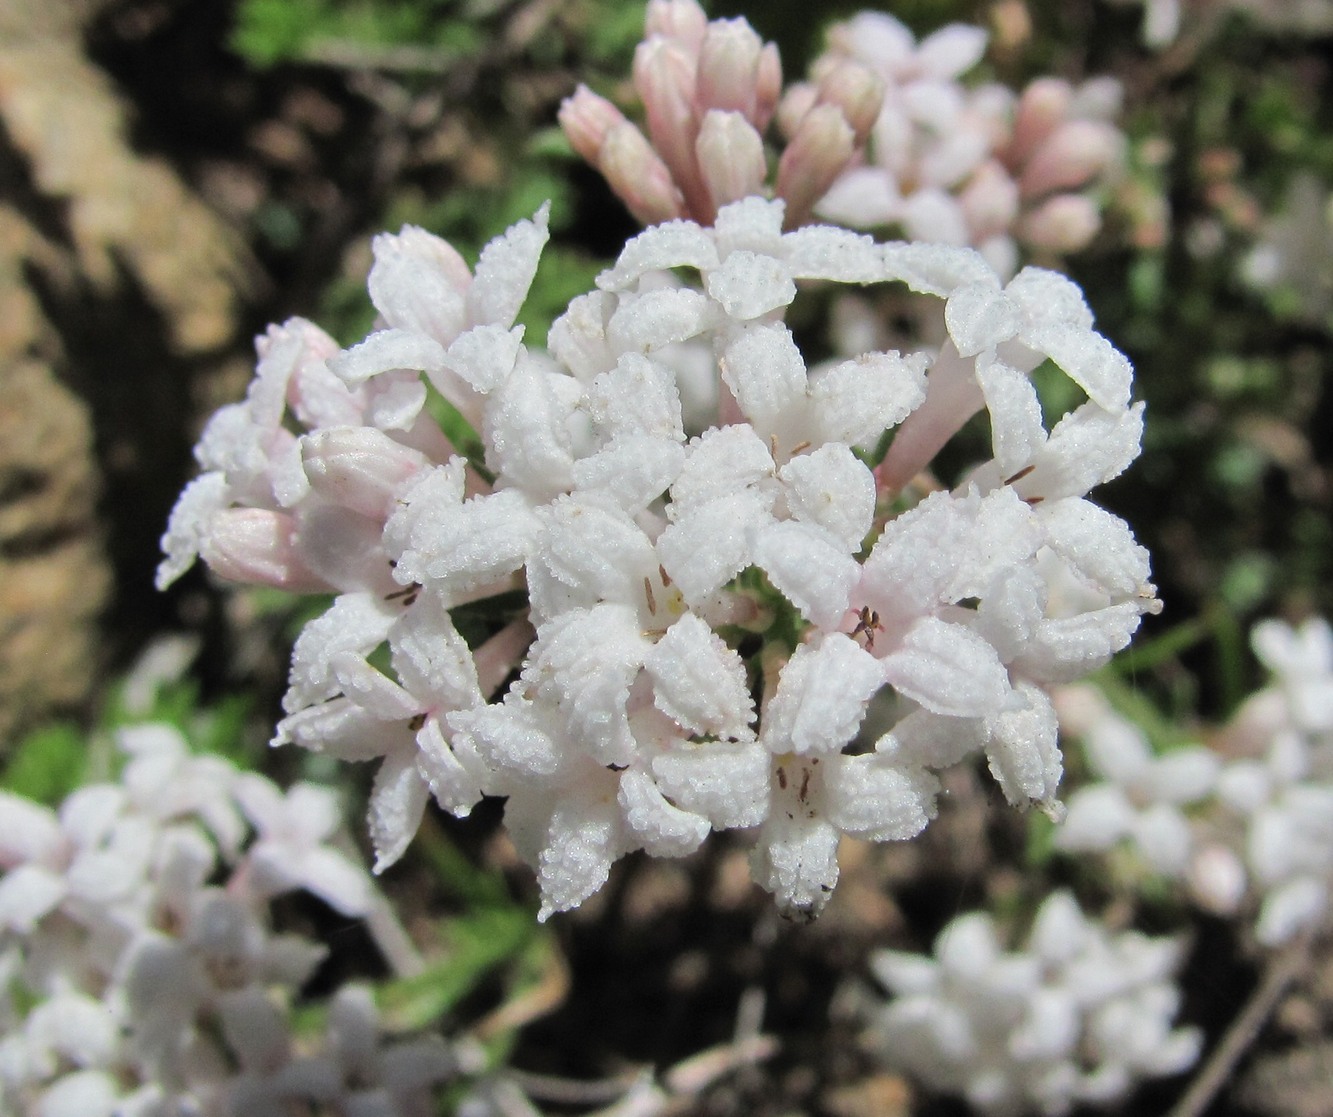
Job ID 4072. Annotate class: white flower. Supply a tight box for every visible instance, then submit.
[866,891,1200,1114]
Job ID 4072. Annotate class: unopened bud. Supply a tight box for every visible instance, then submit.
[1010,77,1072,166]
[696,110,767,213]
[959,160,1020,238]
[645,0,708,49]
[633,39,707,215]
[776,103,855,228]
[1018,193,1100,252]
[697,18,766,119]
[816,61,884,146]
[559,85,627,165]
[775,82,818,142]
[601,121,687,225]
[368,226,472,346]
[754,43,783,131]
[302,428,430,521]
[1019,120,1122,199]
[201,509,329,592]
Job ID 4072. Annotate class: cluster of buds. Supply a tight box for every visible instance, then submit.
[158,185,1157,921]
[865,891,1201,1114]
[559,0,882,228]
[0,724,458,1117]
[812,12,1126,277]
[561,5,1126,277]
[1056,616,1333,947]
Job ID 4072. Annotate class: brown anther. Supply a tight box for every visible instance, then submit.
[1004,463,1036,486]
[798,767,812,804]
[777,766,788,790]
[850,605,883,649]
[1024,495,1045,506]
[384,582,421,606]
[659,564,673,587]
[408,712,427,732]
[644,576,657,616]
[790,440,812,456]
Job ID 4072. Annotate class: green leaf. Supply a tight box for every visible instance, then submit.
[3,723,87,805]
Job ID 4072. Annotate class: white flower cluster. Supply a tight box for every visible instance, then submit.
[866,891,1201,1116]
[159,194,1155,920]
[1055,617,1333,946]
[0,725,455,1117]
[805,12,1125,276]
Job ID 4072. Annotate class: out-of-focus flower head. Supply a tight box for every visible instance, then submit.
[560,0,881,228]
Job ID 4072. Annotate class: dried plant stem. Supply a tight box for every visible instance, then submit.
[1166,929,1316,1117]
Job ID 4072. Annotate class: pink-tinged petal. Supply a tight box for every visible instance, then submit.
[368,225,471,344]
[301,428,429,521]
[815,166,903,228]
[201,508,331,592]
[696,110,767,212]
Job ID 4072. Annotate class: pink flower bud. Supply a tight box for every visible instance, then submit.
[634,39,709,217]
[1019,120,1123,200]
[600,121,687,225]
[302,428,430,521]
[776,103,855,228]
[559,84,627,165]
[815,61,884,146]
[754,43,783,132]
[959,159,1020,239]
[1009,77,1072,167]
[367,226,472,346]
[1018,193,1101,252]
[775,82,819,142]
[201,509,330,591]
[696,110,767,213]
[697,18,766,119]
[645,0,708,50]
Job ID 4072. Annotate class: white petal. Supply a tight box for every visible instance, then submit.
[645,613,755,740]
[1039,499,1151,597]
[720,323,807,434]
[752,520,860,630]
[656,490,772,603]
[1006,267,1093,329]
[443,323,524,394]
[750,812,840,919]
[779,445,876,550]
[705,249,796,320]
[571,436,685,514]
[945,283,1020,356]
[976,352,1046,476]
[984,683,1062,805]
[331,328,447,386]
[669,425,773,515]
[763,634,885,755]
[367,751,429,872]
[588,353,685,443]
[618,769,710,858]
[1055,785,1136,851]
[810,351,929,447]
[597,220,719,291]
[467,203,549,328]
[650,741,770,830]
[1020,321,1132,411]
[536,788,623,920]
[883,618,1010,718]
[605,288,714,352]
[823,754,939,840]
[156,471,228,590]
